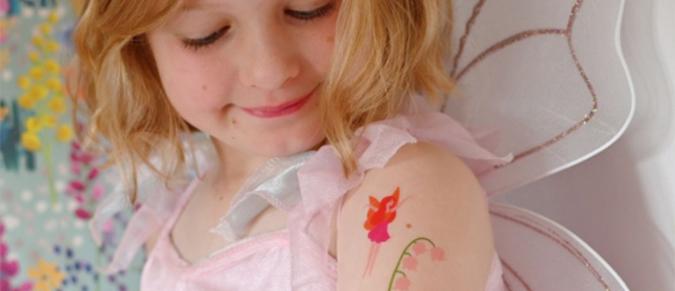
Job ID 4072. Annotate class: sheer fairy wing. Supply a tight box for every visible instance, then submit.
[489,202,629,291]
[446,0,635,195]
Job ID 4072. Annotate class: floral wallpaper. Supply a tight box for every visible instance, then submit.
[1,1,143,290]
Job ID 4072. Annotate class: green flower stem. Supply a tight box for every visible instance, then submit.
[386,237,436,291]
[96,245,102,291]
[44,137,58,204]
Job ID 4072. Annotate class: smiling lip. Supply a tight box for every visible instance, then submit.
[241,88,316,118]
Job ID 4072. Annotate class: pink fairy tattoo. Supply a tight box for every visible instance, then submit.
[389,237,446,291]
[362,187,401,277]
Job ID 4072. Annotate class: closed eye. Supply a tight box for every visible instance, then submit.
[181,1,336,51]
[183,26,230,50]
[285,1,335,21]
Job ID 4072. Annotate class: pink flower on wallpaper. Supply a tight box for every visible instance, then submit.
[68,181,85,192]
[0,221,31,291]
[15,282,32,291]
[102,220,114,234]
[70,162,81,175]
[0,280,29,291]
[0,0,9,14]
[74,208,92,220]
[87,168,99,180]
[91,184,104,200]
[0,242,7,257]
[0,261,18,276]
[79,153,94,164]
[66,141,105,221]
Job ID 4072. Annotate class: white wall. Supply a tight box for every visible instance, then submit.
[493,0,675,290]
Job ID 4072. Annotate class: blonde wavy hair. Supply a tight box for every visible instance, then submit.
[71,0,455,203]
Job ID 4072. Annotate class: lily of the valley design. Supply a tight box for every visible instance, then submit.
[388,237,446,291]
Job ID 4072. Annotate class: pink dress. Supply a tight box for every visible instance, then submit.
[101,103,512,291]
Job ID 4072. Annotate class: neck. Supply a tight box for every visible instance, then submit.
[208,137,272,188]
[205,136,327,196]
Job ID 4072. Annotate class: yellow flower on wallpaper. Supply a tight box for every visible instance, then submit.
[48,97,66,113]
[56,125,73,142]
[17,75,31,89]
[40,114,57,128]
[39,23,53,35]
[0,50,8,71]
[45,41,60,53]
[48,11,60,24]
[29,85,49,100]
[32,36,45,49]
[27,259,64,291]
[18,94,37,110]
[14,6,74,203]
[21,132,42,152]
[46,77,62,92]
[25,117,43,133]
[28,51,40,63]
[44,60,60,74]
[29,67,44,81]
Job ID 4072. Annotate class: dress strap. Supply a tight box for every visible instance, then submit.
[92,133,216,274]
[156,176,204,241]
[101,174,204,274]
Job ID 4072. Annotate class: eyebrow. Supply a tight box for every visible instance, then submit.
[181,4,206,12]
[181,1,223,12]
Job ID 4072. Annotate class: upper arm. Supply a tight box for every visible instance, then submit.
[336,141,497,291]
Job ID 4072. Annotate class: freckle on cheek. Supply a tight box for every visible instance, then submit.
[202,85,207,91]
[326,35,334,43]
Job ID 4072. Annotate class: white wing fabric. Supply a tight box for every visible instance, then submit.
[447,0,634,195]
[489,203,629,291]
[445,0,634,289]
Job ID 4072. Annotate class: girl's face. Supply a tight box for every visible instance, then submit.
[146,0,338,157]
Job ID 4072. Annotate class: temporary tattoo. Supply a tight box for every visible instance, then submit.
[388,237,446,291]
[362,187,401,277]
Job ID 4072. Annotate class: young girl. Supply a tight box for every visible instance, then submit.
[73,0,511,290]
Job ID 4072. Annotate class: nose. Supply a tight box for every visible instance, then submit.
[238,26,301,90]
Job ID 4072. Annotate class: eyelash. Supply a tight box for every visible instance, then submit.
[182,2,336,51]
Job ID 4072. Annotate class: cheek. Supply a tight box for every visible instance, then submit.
[316,39,335,75]
[312,19,337,75]
[152,46,237,114]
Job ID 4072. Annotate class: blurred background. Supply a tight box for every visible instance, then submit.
[0,1,142,291]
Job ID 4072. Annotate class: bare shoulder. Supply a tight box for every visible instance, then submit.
[337,141,497,291]
[345,141,488,219]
